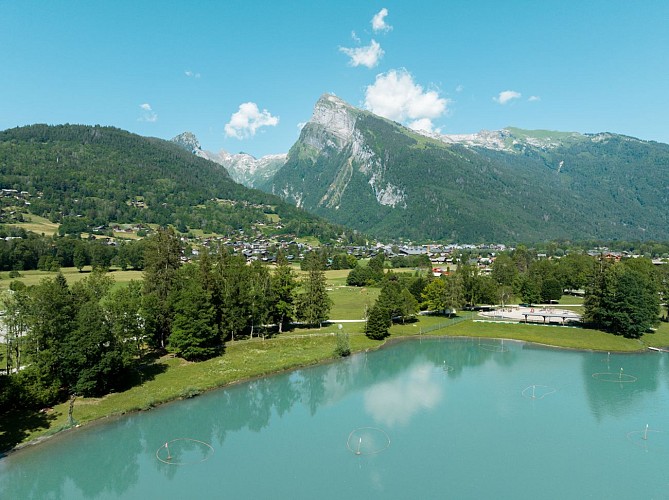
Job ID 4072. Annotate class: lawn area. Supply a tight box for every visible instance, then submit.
[328,286,379,319]
[0,267,143,291]
[10,214,59,236]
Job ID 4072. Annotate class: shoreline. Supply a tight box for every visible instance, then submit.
[2,324,665,456]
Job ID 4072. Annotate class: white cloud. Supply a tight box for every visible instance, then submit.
[372,8,392,32]
[138,103,157,122]
[350,30,361,43]
[364,363,442,427]
[528,95,541,102]
[364,69,450,132]
[494,90,522,105]
[408,118,440,134]
[340,39,384,68]
[297,122,307,132]
[185,70,201,78]
[224,102,279,139]
[455,84,464,93]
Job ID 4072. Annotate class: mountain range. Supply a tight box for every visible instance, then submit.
[172,132,285,189]
[257,94,669,242]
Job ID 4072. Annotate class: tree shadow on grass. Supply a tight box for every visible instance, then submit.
[0,408,57,455]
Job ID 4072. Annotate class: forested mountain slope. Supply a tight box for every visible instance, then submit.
[268,95,669,242]
[0,124,346,240]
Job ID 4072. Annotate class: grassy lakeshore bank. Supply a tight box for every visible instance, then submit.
[3,315,669,453]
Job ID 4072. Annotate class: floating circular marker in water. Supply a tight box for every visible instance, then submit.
[156,438,214,465]
[479,343,510,352]
[442,361,454,372]
[521,384,556,400]
[627,426,669,453]
[592,368,637,383]
[347,427,390,456]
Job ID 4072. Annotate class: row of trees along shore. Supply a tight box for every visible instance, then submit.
[0,227,331,411]
[356,249,667,341]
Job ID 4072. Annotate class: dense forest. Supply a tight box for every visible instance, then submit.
[0,124,353,242]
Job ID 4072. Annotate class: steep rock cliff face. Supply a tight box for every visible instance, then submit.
[272,94,407,213]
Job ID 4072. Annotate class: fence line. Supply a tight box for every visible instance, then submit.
[419,313,472,335]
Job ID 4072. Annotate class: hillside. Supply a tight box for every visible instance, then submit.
[0,124,346,240]
[268,94,669,242]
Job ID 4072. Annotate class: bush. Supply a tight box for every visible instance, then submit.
[334,332,351,357]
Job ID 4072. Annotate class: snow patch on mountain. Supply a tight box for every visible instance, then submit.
[171,132,286,188]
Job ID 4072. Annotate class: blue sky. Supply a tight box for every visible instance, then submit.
[2,1,668,157]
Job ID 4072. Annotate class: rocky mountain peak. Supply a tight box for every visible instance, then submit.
[307,94,359,148]
[171,131,201,153]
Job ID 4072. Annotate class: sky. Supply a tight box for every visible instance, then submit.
[1,1,668,157]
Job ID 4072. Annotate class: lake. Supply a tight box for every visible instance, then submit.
[1,337,668,499]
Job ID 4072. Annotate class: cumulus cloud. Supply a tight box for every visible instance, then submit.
[408,118,440,134]
[494,90,522,105]
[184,70,201,78]
[138,103,157,122]
[364,69,450,132]
[340,39,384,68]
[372,8,392,32]
[224,102,279,139]
[364,363,442,427]
[528,95,541,102]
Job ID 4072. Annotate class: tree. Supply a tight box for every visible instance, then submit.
[270,254,298,333]
[215,252,250,341]
[247,261,272,338]
[27,273,76,391]
[1,286,30,374]
[346,264,376,286]
[398,288,419,323]
[103,280,146,361]
[365,302,391,340]
[541,277,563,303]
[367,253,385,281]
[296,268,332,327]
[142,227,182,349]
[73,244,88,272]
[422,274,464,315]
[584,260,659,338]
[169,267,218,361]
[64,301,126,396]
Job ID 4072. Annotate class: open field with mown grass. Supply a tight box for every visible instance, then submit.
[0,267,143,291]
[10,214,59,236]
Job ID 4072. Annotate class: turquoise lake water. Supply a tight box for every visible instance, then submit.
[1,337,669,499]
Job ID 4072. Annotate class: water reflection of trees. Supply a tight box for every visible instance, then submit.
[582,351,665,421]
[0,337,523,497]
[0,417,143,498]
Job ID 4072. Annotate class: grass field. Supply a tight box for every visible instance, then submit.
[11,214,59,236]
[0,267,143,291]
